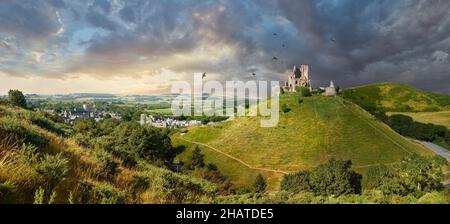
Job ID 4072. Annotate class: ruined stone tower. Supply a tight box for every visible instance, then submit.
[282,64,311,92]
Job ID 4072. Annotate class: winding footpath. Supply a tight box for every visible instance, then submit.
[175,136,289,175]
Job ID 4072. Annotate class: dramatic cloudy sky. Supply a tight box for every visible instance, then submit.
[0,0,449,94]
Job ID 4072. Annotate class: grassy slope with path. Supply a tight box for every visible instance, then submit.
[172,94,433,191]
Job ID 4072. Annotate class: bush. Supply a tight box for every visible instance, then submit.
[296,87,312,97]
[417,191,448,204]
[17,143,41,165]
[138,164,218,203]
[0,181,17,204]
[188,146,205,170]
[0,117,49,148]
[367,154,447,197]
[73,133,94,148]
[253,174,266,193]
[13,110,68,136]
[281,159,362,197]
[281,104,291,113]
[8,90,27,108]
[34,153,69,190]
[79,181,126,204]
[98,135,139,168]
[95,150,119,179]
[309,159,362,196]
[280,171,311,193]
[100,122,173,164]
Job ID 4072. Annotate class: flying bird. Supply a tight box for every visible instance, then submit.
[252,72,256,77]
[331,38,336,42]
[273,32,277,36]
[202,72,206,79]
[272,56,278,60]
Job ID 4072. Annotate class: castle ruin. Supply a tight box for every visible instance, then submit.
[281,65,312,92]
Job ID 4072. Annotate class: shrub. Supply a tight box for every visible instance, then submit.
[139,164,218,203]
[281,159,362,197]
[98,135,139,168]
[0,117,49,148]
[253,174,266,193]
[417,191,448,204]
[17,143,40,165]
[281,104,291,113]
[0,181,17,204]
[280,171,311,193]
[79,181,126,204]
[296,87,312,97]
[33,187,57,204]
[34,153,69,190]
[73,133,94,148]
[8,90,27,108]
[367,154,447,196]
[95,150,119,179]
[13,110,67,136]
[100,122,173,164]
[309,159,362,196]
[188,146,205,170]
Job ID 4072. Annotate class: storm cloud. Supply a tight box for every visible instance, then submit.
[0,0,449,94]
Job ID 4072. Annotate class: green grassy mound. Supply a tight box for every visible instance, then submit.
[173,94,433,190]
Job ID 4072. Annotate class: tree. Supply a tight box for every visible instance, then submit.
[280,171,311,193]
[189,146,205,169]
[253,174,266,193]
[397,153,447,195]
[308,159,362,196]
[101,122,173,166]
[367,154,447,196]
[8,89,27,108]
[366,165,407,195]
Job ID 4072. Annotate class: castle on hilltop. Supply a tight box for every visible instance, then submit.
[282,65,312,92]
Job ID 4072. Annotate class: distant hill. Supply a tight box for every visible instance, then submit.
[342,83,450,112]
[173,94,433,190]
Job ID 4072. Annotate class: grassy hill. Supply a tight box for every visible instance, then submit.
[342,83,450,112]
[173,94,434,191]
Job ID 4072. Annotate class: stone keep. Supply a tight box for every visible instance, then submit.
[282,64,311,92]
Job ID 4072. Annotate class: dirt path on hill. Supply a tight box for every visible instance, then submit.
[175,137,290,175]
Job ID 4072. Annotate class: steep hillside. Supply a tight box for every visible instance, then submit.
[0,104,217,204]
[173,94,433,190]
[342,83,450,112]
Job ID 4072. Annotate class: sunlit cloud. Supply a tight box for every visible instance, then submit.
[0,0,449,94]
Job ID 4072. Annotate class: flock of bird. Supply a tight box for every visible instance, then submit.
[200,32,336,79]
